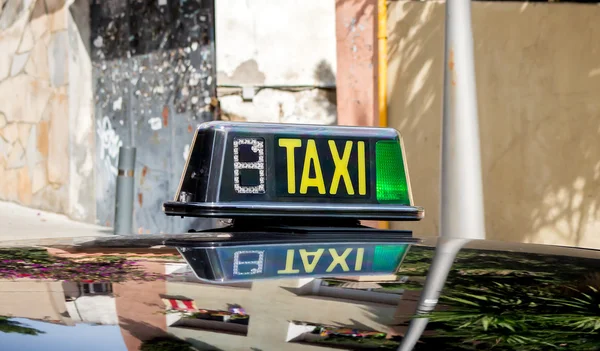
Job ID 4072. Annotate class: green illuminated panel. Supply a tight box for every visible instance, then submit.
[372,245,408,271]
[375,140,410,204]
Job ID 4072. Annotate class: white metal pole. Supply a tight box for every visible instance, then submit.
[441,0,485,241]
[397,0,485,349]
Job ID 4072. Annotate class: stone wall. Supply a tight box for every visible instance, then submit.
[0,0,220,232]
[0,0,335,230]
[0,0,95,222]
[0,0,72,214]
[388,1,600,249]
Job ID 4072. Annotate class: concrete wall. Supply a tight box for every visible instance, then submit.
[66,295,118,325]
[216,0,337,125]
[388,1,600,249]
[0,280,71,324]
[67,0,95,222]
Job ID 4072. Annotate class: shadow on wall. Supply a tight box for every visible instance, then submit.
[219,58,338,125]
[0,0,64,30]
[313,59,337,120]
[336,0,375,36]
[387,1,600,248]
[184,337,224,351]
[119,316,168,344]
[387,1,444,239]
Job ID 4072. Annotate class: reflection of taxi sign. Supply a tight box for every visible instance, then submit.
[171,232,416,282]
[164,121,424,220]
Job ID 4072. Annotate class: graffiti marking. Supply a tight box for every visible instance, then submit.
[113,97,123,111]
[96,116,122,176]
[183,144,190,161]
[149,117,162,130]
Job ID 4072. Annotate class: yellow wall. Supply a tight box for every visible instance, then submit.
[0,281,70,323]
[388,1,600,249]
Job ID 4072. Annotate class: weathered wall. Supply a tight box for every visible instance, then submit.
[335,0,379,127]
[67,0,95,222]
[0,0,218,233]
[388,1,600,249]
[91,0,217,233]
[0,0,86,218]
[216,0,337,125]
[334,0,384,229]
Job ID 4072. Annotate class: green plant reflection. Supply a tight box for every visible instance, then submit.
[0,317,45,336]
[399,246,600,350]
[140,336,195,351]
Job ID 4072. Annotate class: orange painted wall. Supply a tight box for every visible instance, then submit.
[114,261,168,351]
[335,0,379,128]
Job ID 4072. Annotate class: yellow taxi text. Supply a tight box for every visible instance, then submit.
[278,138,366,196]
[277,247,365,274]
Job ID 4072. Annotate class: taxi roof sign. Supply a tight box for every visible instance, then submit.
[163,121,424,221]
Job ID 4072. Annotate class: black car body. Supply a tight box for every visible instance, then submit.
[0,234,597,351]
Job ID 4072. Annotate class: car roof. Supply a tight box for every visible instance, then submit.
[0,235,597,350]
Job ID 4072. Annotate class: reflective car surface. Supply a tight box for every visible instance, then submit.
[0,235,598,351]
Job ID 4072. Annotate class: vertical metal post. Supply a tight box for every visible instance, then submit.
[114,146,136,235]
[441,0,485,241]
[398,1,485,349]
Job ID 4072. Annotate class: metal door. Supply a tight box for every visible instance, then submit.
[91,0,217,233]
